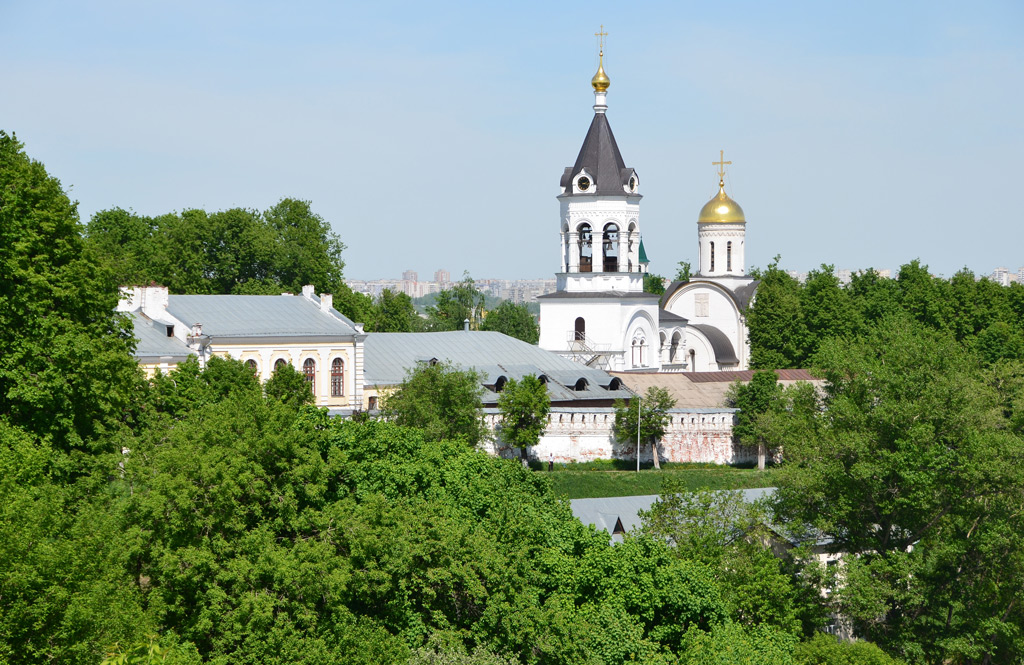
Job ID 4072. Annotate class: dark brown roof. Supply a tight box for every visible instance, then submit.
[684,369,817,383]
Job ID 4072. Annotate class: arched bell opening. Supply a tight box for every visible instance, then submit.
[578,224,593,273]
[602,223,619,272]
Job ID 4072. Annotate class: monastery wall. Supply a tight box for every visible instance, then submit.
[481,407,756,465]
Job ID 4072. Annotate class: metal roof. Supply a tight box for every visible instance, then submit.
[571,488,775,542]
[690,324,739,364]
[128,311,192,360]
[165,294,359,338]
[363,331,635,404]
[609,370,822,409]
[559,112,637,197]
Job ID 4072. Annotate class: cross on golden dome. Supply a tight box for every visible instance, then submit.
[595,25,608,56]
[713,150,732,185]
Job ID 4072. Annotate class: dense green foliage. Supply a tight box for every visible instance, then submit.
[496,375,550,462]
[426,276,486,331]
[757,317,1024,663]
[374,287,424,332]
[9,134,1023,663]
[644,272,667,295]
[613,386,676,469]
[85,200,347,297]
[481,300,540,344]
[381,361,489,446]
[747,257,1024,370]
[0,131,140,462]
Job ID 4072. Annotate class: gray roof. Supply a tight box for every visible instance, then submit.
[128,312,192,360]
[658,308,688,324]
[558,113,637,197]
[363,331,635,405]
[165,295,359,338]
[690,324,740,364]
[571,488,775,543]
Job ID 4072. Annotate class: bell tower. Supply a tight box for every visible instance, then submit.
[539,30,661,371]
[555,28,644,294]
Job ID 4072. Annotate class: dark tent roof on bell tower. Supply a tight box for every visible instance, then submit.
[559,113,638,197]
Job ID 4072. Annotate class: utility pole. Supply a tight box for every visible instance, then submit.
[636,394,641,472]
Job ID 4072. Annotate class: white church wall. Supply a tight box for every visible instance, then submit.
[481,407,755,465]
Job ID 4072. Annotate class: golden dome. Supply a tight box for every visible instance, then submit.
[591,54,610,92]
[698,180,746,224]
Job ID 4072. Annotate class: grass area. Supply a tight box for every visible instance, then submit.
[543,462,779,499]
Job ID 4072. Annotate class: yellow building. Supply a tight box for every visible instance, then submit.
[119,285,366,410]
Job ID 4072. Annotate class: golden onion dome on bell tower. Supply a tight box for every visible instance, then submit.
[591,54,610,92]
[698,150,745,224]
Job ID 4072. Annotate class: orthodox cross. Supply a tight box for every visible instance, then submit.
[713,150,732,181]
[595,25,608,55]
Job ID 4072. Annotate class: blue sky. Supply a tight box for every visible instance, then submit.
[2,1,1022,280]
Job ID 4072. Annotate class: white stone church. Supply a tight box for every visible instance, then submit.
[538,51,757,373]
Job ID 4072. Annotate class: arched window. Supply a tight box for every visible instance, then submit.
[303,358,316,394]
[331,358,344,397]
[632,336,646,367]
[727,241,732,272]
[274,358,287,372]
[246,359,258,376]
[710,241,716,272]
[670,332,681,363]
[602,223,619,272]
[574,317,586,341]
[578,224,593,273]
[494,376,507,392]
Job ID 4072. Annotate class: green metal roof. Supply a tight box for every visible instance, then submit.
[638,239,649,264]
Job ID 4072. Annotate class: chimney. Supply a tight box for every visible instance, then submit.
[301,285,315,300]
[140,285,169,319]
[320,293,333,312]
[191,323,203,337]
[463,318,470,332]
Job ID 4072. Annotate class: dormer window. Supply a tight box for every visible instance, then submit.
[165,325,174,337]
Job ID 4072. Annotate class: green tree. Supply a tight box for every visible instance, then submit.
[381,361,488,446]
[640,487,804,637]
[675,260,693,283]
[0,131,140,460]
[763,316,1024,662]
[496,376,550,466]
[613,386,675,470]
[261,197,346,294]
[727,369,783,470]
[799,265,856,360]
[85,198,347,298]
[426,275,485,331]
[746,257,807,369]
[480,300,539,344]
[264,362,314,407]
[794,632,904,665]
[372,288,422,332]
[643,272,667,295]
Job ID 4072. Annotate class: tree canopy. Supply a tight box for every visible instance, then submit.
[612,386,675,470]
[759,316,1024,662]
[496,375,550,464]
[381,361,488,446]
[481,300,539,344]
[425,276,485,331]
